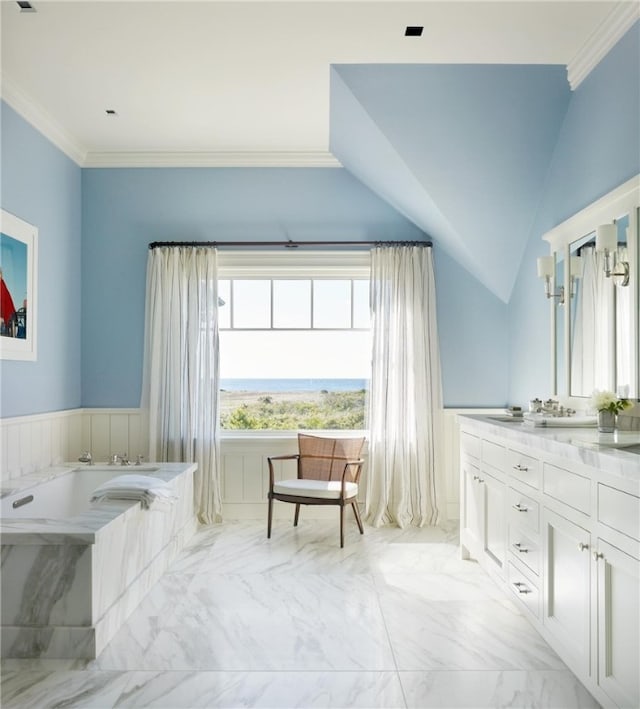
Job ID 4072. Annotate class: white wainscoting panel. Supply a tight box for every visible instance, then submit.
[0,409,84,482]
[2,408,501,520]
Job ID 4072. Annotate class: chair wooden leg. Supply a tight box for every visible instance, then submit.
[267,495,273,539]
[294,503,300,527]
[340,504,345,548]
[352,502,364,534]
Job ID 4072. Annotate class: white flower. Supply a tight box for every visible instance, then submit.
[591,389,632,413]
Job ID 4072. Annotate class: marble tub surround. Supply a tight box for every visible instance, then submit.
[1,462,197,660]
[1,521,599,708]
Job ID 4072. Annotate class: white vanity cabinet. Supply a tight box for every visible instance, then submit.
[459,431,506,580]
[459,416,640,709]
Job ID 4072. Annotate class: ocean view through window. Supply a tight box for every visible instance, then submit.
[218,271,371,431]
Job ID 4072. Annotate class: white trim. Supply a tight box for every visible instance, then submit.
[542,175,640,253]
[567,3,640,91]
[218,250,371,278]
[0,76,86,166]
[83,150,342,168]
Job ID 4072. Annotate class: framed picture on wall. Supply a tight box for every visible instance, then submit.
[0,210,38,361]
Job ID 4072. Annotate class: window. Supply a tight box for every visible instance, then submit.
[218,251,371,431]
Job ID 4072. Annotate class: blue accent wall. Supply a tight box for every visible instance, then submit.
[0,101,82,417]
[508,21,640,406]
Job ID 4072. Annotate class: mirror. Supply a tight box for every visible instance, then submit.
[543,176,639,402]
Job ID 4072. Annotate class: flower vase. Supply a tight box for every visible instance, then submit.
[598,410,616,433]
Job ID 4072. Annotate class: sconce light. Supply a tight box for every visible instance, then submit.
[569,255,583,298]
[596,223,629,286]
[537,255,564,304]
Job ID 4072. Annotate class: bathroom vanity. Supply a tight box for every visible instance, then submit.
[459,414,639,709]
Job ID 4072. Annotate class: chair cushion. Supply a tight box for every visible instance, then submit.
[273,479,358,500]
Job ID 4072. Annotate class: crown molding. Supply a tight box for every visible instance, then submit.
[0,76,86,166]
[567,2,640,90]
[83,150,342,168]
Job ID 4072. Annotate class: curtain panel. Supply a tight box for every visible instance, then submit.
[365,245,444,528]
[141,246,222,524]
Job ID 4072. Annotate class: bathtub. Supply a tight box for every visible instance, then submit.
[0,462,197,659]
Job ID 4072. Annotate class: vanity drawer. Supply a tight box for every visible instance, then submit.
[460,431,480,459]
[507,562,540,619]
[598,484,640,541]
[508,525,540,577]
[543,463,590,515]
[482,439,507,473]
[507,449,540,490]
[508,487,539,534]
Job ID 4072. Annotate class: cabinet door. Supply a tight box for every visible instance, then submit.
[482,471,505,574]
[595,539,640,709]
[461,455,482,558]
[543,508,591,677]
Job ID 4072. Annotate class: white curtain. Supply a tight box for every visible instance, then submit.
[571,247,614,395]
[365,245,444,528]
[141,246,222,524]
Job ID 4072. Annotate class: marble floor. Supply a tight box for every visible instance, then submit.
[1,518,600,708]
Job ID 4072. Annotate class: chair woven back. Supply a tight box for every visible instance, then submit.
[297,433,365,482]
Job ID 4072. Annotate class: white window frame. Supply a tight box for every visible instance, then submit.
[217,250,371,439]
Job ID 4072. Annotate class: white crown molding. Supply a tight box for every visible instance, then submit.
[0,76,86,166]
[83,150,342,168]
[567,2,640,90]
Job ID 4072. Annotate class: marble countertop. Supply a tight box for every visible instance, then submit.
[0,462,197,545]
[459,414,640,482]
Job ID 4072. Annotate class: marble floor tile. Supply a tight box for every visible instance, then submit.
[116,670,406,708]
[0,670,130,708]
[1,520,600,709]
[93,572,396,671]
[399,670,601,708]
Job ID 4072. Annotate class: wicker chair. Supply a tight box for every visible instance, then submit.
[267,433,366,548]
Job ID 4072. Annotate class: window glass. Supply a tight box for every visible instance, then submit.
[352,279,370,329]
[233,280,271,328]
[273,280,311,328]
[313,280,351,328]
[218,280,231,329]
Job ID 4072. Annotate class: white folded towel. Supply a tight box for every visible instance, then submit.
[522,413,597,428]
[90,474,177,510]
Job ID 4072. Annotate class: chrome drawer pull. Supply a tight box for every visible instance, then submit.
[12,494,34,509]
[578,542,589,552]
[512,503,528,512]
[513,581,532,594]
[512,542,529,553]
[513,464,529,472]
[593,551,604,561]
[473,475,479,481]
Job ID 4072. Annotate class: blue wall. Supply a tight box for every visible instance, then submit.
[0,101,82,417]
[508,22,640,405]
[81,167,432,407]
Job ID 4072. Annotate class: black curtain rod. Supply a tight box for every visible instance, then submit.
[148,239,432,250]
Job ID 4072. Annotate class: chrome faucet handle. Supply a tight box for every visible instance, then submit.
[119,452,130,466]
[135,454,145,466]
[109,453,119,465]
[78,451,93,465]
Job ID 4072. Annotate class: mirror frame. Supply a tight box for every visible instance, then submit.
[542,174,639,404]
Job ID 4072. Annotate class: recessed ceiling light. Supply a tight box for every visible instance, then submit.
[405,26,424,37]
[17,2,36,12]
[105,109,118,117]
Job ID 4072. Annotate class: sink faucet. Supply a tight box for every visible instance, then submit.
[78,451,93,465]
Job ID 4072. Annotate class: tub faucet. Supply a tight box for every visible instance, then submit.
[78,451,93,465]
[119,453,130,466]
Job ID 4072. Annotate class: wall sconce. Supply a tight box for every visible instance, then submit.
[537,255,564,304]
[596,223,629,286]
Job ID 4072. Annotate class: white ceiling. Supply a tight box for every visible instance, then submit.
[1,1,633,165]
